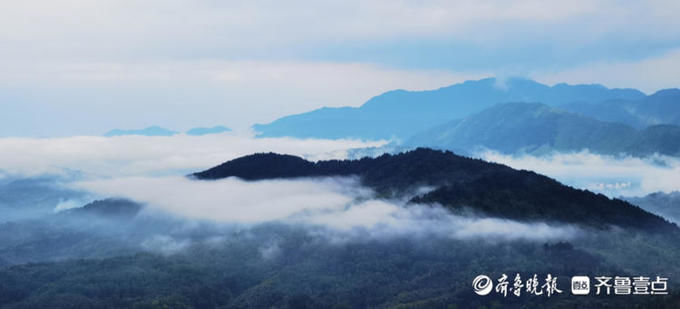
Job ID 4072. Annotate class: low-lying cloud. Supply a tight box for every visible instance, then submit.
[479,150,680,197]
[2,135,656,245]
[74,175,579,242]
[0,134,384,178]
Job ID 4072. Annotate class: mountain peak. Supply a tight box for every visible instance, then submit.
[192,152,316,180]
[63,198,142,219]
[192,148,675,232]
[650,88,680,98]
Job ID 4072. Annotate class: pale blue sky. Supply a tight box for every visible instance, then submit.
[2,0,680,136]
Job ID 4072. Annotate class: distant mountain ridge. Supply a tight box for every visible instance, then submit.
[253,77,645,140]
[104,126,178,137]
[193,148,675,232]
[186,126,231,136]
[104,125,232,137]
[625,191,680,224]
[562,88,680,128]
[405,102,680,157]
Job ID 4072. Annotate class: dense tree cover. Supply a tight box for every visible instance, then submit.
[2,224,679,308]
[410,170,671,231]
[0,212,140,265]
[3,149,680,308]
[193,148,677,232]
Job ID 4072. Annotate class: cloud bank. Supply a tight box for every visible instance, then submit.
[0,135,383,177]
[0,134,670,246]
[74,175,579,242]
[479,150,680,197]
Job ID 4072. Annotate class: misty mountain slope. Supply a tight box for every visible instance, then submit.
[0,219,137,266]
[0,229,642,309]
[404,102,680,157]
[627,125,680,157]
[625,191,680,224]
[2,204,680,308]
[4,220,679,309]
[253,77,643,140]
[562,88,680,128]
[61,198,142,220]
[0,176,86,222]
[0,199,146,265]
[193,148,675,232]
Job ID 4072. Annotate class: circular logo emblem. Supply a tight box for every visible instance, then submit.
[473,275,493,296]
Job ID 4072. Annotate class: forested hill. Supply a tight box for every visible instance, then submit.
[61,198,142,219]
[193,148,677,232]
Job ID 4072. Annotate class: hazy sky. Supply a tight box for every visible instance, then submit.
[2,0,680,136]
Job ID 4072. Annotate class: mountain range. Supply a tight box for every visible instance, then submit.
[104,126,178,137]
[562,89,680,128]
[193,148,675,232]
[253,77,646,140]
[104,125,231,137]
[2,150,680,308]
[405,102,680,157]
[625,191,680,224]
[253,77,680,158]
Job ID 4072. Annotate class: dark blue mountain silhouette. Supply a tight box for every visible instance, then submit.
[626,191,680,224]
[192,148,675,232]
[562,88,680,128]
[63,198,141,219]
[253,77,644,140]
[405,102,680,157]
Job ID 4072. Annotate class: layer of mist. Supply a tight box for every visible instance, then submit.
[479,150,680,197]
[0,134,384,178]
[73,176,580,243]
